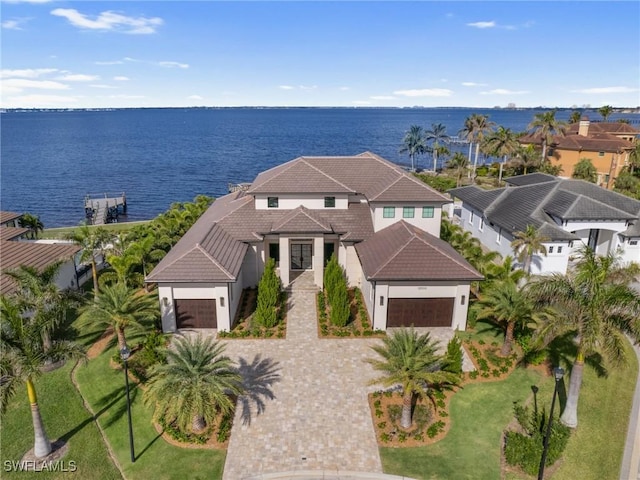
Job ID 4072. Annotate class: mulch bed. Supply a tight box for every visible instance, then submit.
[462,339,519,383]
[317,288,385,339]
[220,288,287,339]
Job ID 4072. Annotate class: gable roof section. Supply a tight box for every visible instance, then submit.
[0,240,81,295]
[0,211,22,225]
[0,226,30,241]
[270,206,332,234]
[448,186,504,212]
[505,173,557,187]
[355,221,482,281]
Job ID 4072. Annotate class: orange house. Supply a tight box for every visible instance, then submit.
[520,119,639,189]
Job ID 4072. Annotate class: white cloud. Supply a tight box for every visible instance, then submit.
[188,95,203,100]
[0,68,58,78]
[352,100,372,106]
[157,61,189,69]
[50,8,163,34]
[109,94,145,99]
[89,84,117,89]
[480,88,529,95]
[2,19,26,30]
[2,78,70,91]
[56,73,99,81]
[462,82,488,87]
[2,95,78,108]
[467,21,496,29]
[299,85,317,91]
[339,86,350,91]
[279,85,295,90]
[95,60,125,65]
[571,86,637,94]
[113,76,129,81]
[393,88,453,97]
[370,95,395,100]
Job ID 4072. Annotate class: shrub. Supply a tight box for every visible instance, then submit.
[330,282,350,327]
[444,334,463,374]
[254,258,280,327]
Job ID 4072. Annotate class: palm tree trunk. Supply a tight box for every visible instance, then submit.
[192,414,206,432]
[524,254,532,275]
[116,327,127,351]
[560,353,583,428]
[467,142,473,178]
[433,151,438,172]
[91,259,99,301]
[27,379,52,458]
[473,143,481,178]
[501,321,515,356]
[541,142,548,162]
[400,390,413,429]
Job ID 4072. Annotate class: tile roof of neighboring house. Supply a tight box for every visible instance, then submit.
[565,121,640,136]
[355,221,483,281]
[449,176,640,241]
[0,211,22,225]
[0,240,81,295]
[0,226,30,241]
[519,121,636,153]
[505,173,557,187]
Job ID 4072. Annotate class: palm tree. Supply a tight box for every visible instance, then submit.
[528,246,640,427]
[509,144,543,175]
[482,126,520,184]
[485,255,526,285]
[458,114,496,178]
[569,110,583,124]
[572,158,597,183]
[527,110,568,161]
[67,223,111,300]
[1,296,85,458]
[475,279,547,356]
[125,235,166,279]
[77,282,158,351]
[99,253,143,288]
[399,125,427,171]
[598,105,614,121]
[628,142,640,175]
[367,328,459,429]
[18,213,44,239]
[446,152,470,187]
[144,335,242,433]
[510,225,549,274]
[424,123,450,172]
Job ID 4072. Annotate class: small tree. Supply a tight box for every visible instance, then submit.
[572,158,597,183]
[444,335,463,374]
[254,258,280,328]
[323,254,342,301]
[329,278,350,327]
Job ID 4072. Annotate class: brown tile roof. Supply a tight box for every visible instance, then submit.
[270,206,333,234]
[0,227,30,241]
[0,211,22,225]
[355,221,483,281]
[566,121,640,135]
[248,159,354,194]
[0,240,81,295]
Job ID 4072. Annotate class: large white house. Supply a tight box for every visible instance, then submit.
[449,173,640,274]
[147,152,482,333]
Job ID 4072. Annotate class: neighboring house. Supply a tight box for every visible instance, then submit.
[449,174,640,275]
[519,119,639,189]
[147,152,482,333]
[0,210,83,296]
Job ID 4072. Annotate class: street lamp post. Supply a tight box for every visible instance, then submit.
[537,367,565,480]
[120,345,135,463]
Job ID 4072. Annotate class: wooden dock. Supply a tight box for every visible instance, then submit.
[84,192,126,225]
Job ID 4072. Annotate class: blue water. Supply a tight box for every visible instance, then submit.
[1,107,637,227]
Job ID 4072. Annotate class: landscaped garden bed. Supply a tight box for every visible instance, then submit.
[462,338,519,382]
[316,286,385,338]
[218,287,288,339]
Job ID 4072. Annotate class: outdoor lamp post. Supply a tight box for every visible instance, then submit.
[537,366,564,480]
[120,345,135,463]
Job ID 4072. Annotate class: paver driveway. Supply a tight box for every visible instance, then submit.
[221,285,384,479]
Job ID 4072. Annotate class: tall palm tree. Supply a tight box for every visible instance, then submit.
[527,110,567,161]
[18,213,44,239]
[568,110,583,124]
[424,123,450,172]
[528,246,640,427]
[100,253,143,288]
[1,296,85,457]
[125,235,166,279]
[474,279,548,356]
[482,126,520,184]
[77,282,159,351]
[144,335,242,433]
[399,125,427,171]
[367,328,459,429]
[598,105,614,121]
[510,225,549,274]
[446,152,470,187]
[510,144,543,175]
[458,114,496,178]
[67,223,111,300]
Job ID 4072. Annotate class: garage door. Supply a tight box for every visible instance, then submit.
[174,299,217,329]
[387,298,454,327]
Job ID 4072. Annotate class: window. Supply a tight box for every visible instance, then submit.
[496,228,502,244]
[598,151,605,157]
[383,206,395,218]
[630,240,638,246]
[469,211,475,226]
[269,243,280,262]
[479,217,484,231]
[267,197,279,208]
[324,196,336,208]
[548,246,554,254]
[422,206,434,218]
[557,246,563,253]
[403,207,415,218]
[379,296,384,306]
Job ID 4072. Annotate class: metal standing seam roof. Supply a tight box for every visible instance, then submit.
[355,221,483,281]
[0,240,81,295]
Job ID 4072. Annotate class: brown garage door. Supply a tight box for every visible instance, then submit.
[387,298,454,327]
[174,299,217,329]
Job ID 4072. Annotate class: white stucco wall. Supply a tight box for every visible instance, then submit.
[371,202,442,236]
[458,205,513,259]
[343,243,362,287]
[361,276,375,327]
[157,283,232,332]
[254,193,349,210]
[618,236,640,264]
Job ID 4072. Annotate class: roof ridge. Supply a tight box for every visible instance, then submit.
[566,191,633,218]
[530,181,565,222]
[413,227,481,276]
[370,222,415,278]
[194,243,235,279]
[300,159,355,193]
[484,186,510,216]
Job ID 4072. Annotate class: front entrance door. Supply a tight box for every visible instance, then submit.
[291,243,312,270]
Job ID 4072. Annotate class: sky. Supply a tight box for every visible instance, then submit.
[1,1,639,109]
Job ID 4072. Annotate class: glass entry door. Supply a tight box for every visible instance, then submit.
[291,243,312,270]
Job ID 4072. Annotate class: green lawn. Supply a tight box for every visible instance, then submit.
[1,362,122,479]
[74,349,226,480]
[40,221,151,240]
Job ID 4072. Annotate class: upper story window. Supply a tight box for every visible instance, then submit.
[324,196,336,208]
[557,246,563,253]
[598,151,605,157]
[383,206,395,218]
[496,228,502,244]
[479,217,484,231]
[403,207,415,218]
[267,197,279,208]
[548,246,554,254]
[469,211,475,226]
[422,206,434,218]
